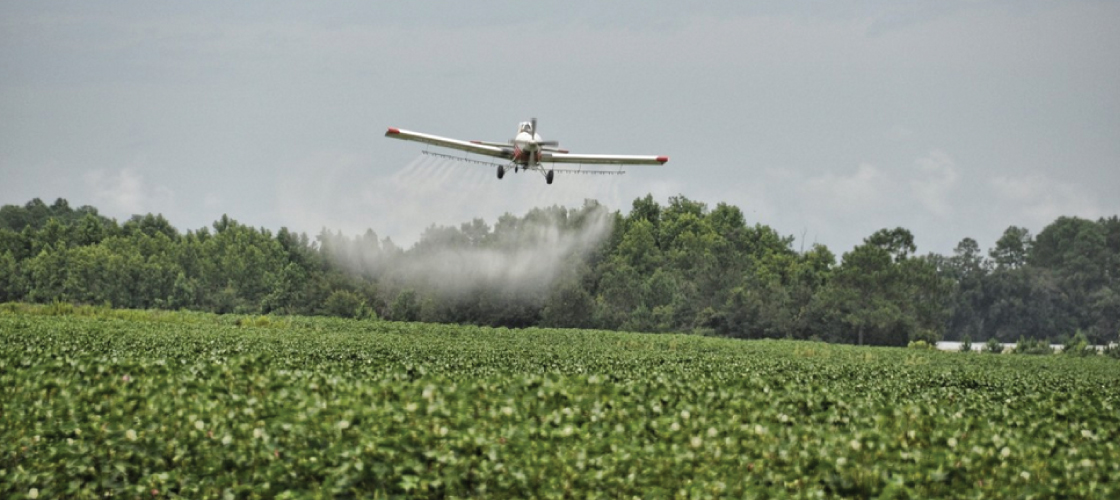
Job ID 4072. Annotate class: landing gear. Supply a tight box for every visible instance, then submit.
[499,163,553,184]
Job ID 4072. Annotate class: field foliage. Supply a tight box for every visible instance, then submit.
[2,306,1118,498]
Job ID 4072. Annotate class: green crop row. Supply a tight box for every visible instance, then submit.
[2,311,1118,499]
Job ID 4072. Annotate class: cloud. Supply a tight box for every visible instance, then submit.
[791,150,962,223]
[887,124,914,141]
[990,174,1102,227]
[203,193,221,210]
[801,163,890,215]
[709,150,973,254]
[909,150,959,217]
[83,167,173,217]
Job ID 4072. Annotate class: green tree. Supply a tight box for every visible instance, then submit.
[390,290,421,322]
[820,228,951,346]
[983,267,1070,342]
[940,237,990,340]
[1030,216,1107,280]
[1088,287,1120,345]
[0,228,30,261]
[990,226,1032,269]
[593,262,644,330]
[541,262,596,329]
[123,213,178,240]
[323,290,365,319]
[261,263,308,314]
[169,271,197,310]
[60,244,131,307]
[722,280,793,339]
[31,218,70,255]
[0,251,25,302]
[629,194,662,240]
[614,218,662,275]
[73,213,110,246]
[24,246,68,304]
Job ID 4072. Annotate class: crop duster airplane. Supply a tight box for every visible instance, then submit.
[385,118,668,184]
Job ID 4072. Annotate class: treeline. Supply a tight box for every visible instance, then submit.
[1,196,1118,346]
[0,198,374,318]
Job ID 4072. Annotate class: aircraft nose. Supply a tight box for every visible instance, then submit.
[515,132,537,149]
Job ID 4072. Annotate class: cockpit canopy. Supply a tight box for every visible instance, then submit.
[518,121,533,134]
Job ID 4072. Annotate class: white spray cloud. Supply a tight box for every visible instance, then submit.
[325,198,614,300]
[280,153,622,299]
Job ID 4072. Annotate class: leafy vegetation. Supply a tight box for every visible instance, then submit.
[959,334,973,353]
[2,196,1119,346]
[984,337,1005,355]
[1012,337,1054,356]
[2,307,1117,498]
[1062,331,1097,358]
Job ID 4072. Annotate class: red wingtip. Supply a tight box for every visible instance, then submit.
[470,140,482,144]
[657,156,669,164]
[386,127,400,135]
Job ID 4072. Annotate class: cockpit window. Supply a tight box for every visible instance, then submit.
[519,122,531,133]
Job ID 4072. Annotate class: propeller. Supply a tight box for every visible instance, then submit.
[530,117,560,148]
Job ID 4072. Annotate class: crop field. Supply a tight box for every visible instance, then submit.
[2,306,1118,499]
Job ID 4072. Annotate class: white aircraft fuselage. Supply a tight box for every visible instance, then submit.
[511,122,544,165]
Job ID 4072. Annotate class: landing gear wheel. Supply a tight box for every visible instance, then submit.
[515,166,520,173]
[497,165,505,179]
[546,170,554,185]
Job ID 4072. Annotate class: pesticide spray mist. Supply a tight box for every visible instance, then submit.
[320,154,620,312]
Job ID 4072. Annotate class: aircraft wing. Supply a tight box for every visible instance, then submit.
[469,140,513,148]
[385,128,510,159]
[542,153,669,165]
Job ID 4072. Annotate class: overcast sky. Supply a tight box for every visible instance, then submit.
[2,1,1118,256]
